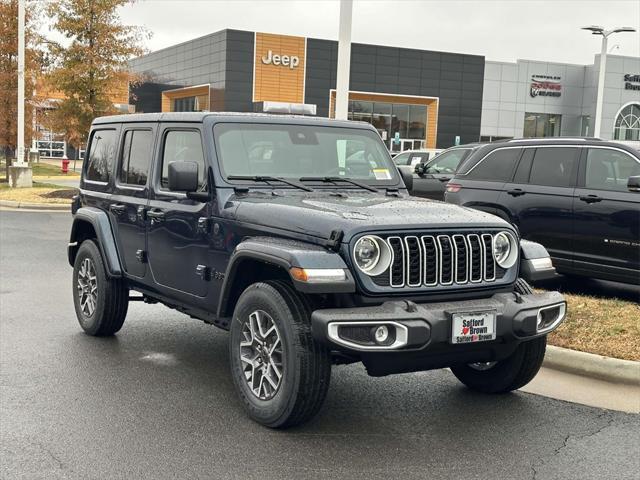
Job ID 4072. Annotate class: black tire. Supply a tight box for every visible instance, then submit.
[514,277,534,295]
[451,336,547,393]
[229,280,331,428]
[72,240,128,336]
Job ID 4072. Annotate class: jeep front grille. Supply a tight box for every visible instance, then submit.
[370,233,505,289]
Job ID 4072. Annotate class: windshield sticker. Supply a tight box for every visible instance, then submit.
[373,169,392,180]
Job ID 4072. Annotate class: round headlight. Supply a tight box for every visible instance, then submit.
[353,235,392,276]
[493,231,518,268]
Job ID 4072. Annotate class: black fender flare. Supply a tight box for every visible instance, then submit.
[68,207,123,277]
[217,236,355,318]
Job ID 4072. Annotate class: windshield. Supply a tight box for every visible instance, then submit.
[214,123,399,185]
[424,148,471,174]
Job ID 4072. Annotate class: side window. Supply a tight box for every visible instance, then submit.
[161,130,206,190]
[585,148,640,192]
[85,129,117,183]
[529,147,579,188]
[466,148,521,181]
[513,149,534,184]
[119,130,153,186]
[426,149,470,174]
[392,152,411,166]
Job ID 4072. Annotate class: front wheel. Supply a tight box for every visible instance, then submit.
[72,240,129,336]
[451,336,547,393]
[229,281,331,428]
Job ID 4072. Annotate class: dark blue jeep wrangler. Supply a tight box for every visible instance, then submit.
[69,113,565,428]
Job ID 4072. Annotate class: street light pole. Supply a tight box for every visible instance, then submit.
[16,0,25,166]
[335,0,353,120]
[582,25,636,139]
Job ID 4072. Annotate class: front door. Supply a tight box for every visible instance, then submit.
[109,125,156,279]
[146,124,211,298]
[572,146,640,279]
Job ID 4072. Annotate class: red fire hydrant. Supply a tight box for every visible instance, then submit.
[61,155,70,174]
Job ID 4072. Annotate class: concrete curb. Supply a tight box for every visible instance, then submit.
[544,345,640,386]
[0,199,70,211]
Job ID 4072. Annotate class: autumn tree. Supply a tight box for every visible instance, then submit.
[0,0,42,167]
[45,0,146,149]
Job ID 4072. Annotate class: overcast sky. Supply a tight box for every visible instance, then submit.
[46,0,640,64]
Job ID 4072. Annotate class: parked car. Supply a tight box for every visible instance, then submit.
[392,148,442,168]
[409,145,481,200]
[68,113,565,428]
[444,138,640,285]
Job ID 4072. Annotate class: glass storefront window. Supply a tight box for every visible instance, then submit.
[408,105,426,140]
[391,104,410,140]
[523,112,562,138]
[171,94,209,112]
[346,100,428,150]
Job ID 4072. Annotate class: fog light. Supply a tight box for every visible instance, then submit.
[374,325,389,344]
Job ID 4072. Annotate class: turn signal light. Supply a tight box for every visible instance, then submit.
[290,267,346,283]
[446,183,462,193]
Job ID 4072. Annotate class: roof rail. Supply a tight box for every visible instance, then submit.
[507,137,602,143]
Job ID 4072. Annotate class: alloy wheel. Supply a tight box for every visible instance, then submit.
[77,258,98,317]
[239,310,283,400]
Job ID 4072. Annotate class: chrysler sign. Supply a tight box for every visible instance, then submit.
[261,50,300,69]
[530,74,562,98]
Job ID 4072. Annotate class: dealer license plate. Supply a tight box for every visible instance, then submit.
[451,311,496,344]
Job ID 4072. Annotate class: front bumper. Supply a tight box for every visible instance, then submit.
[311,291,566,376]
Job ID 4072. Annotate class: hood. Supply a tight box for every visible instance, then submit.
[230,190,509,241]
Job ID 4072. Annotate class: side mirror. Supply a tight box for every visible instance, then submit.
[398,166,413,191]
[627,176,640,192]
[168,161,199,192]
[414,163,426,176]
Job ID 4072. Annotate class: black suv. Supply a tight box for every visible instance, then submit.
[68,113,565,428]
[444,138,640,285]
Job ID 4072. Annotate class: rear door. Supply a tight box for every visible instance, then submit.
[146,124,211,298]
[454,146,522,212]
[110,124,156,279]
[499,146,579,268]
[572,146,640,281]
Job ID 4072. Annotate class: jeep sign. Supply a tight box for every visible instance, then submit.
[261,50,299,69]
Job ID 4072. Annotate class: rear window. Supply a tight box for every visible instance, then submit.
[529,147,579,187]
[85,129,117,183]
[465,148,522,181]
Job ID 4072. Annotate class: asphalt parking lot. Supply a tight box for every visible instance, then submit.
[1,209,639,480]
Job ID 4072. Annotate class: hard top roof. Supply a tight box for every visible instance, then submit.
[91,111,372,130]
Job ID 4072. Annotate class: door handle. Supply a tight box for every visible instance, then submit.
[109,204,126,214]
[579,194,602,204]
[438,177,452,182]
[507,189,526,197]
[147,209,165,223]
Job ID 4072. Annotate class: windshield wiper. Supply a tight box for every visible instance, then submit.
[299,176,378,192]
[227,175,314,192]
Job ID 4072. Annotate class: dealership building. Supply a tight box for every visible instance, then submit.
[128,29,640,150]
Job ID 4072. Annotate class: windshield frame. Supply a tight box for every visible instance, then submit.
[212,122,402,189]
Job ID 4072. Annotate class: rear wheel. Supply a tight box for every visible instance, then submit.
[229,280,331,428]
[451,336,547,393]
[72,240,129,336]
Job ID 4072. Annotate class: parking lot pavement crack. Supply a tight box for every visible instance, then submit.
[530,411,616,480]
